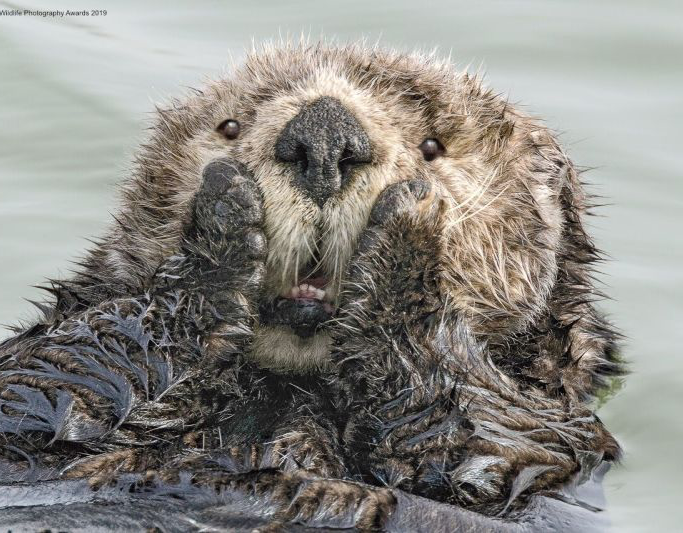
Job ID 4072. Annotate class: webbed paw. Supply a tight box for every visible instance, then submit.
[192,158,264,242]
[339,179,444,332]
[196,469,396,532]
[329,179,446,406]
[171,158,267,305]
[272,475,396,532]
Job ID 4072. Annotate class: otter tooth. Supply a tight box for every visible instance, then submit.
[289,283,326,301]
[297,284,319,299]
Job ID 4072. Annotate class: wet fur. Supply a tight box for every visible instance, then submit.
[0,42,621,529]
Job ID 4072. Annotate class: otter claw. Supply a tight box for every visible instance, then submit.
[369,178,432,226]
[407,178,432,200]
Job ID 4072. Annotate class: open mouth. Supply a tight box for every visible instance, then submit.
[259,273,336,338]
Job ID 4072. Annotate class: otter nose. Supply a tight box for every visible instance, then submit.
[275,97,371,207]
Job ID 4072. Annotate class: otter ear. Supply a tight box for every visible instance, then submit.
[500,156,623,404]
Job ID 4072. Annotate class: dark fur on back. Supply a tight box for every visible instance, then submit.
[0,43,622,530]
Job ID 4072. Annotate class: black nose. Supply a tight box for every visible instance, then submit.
[275,97,371,207]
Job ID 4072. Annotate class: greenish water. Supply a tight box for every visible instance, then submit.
[0,1,681,530]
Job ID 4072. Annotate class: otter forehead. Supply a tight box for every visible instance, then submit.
[228,47,459,129]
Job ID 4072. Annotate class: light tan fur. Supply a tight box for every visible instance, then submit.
[251,326,332,373]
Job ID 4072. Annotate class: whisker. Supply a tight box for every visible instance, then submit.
[454,168,498,219]
[454,182,510,225]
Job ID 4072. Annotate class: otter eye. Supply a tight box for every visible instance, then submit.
[418,138,445,161]
[217,119,240,140]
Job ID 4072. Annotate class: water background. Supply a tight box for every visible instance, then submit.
[0,1,681,530]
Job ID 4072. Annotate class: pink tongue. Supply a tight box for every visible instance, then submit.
[300,277,328,289]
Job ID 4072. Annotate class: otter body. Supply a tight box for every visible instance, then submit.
[0,43,620,530]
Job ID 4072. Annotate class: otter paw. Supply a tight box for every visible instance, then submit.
[267,430,345,478]
[272,476,396,532]
[353,179,440,260]
[192,158,264,241]
[179,158,266,298]
[336,179,443,335]
[368,179,435,227]
[188,468,395,532]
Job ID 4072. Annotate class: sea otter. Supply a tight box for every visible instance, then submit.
[0,43,621,531]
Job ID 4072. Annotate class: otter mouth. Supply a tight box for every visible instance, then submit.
[259,275,336,338]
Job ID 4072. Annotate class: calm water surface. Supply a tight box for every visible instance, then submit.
[0,1,681,530]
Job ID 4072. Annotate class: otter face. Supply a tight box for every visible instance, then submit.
[117,44,585,373]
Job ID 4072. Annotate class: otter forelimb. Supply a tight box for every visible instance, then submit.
[0,159,266,468]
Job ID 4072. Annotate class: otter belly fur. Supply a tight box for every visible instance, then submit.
[0,42,622,530]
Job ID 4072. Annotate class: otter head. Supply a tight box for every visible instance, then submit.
[95,43,616,393]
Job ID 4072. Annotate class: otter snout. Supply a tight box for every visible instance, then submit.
[275,96,371,207]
